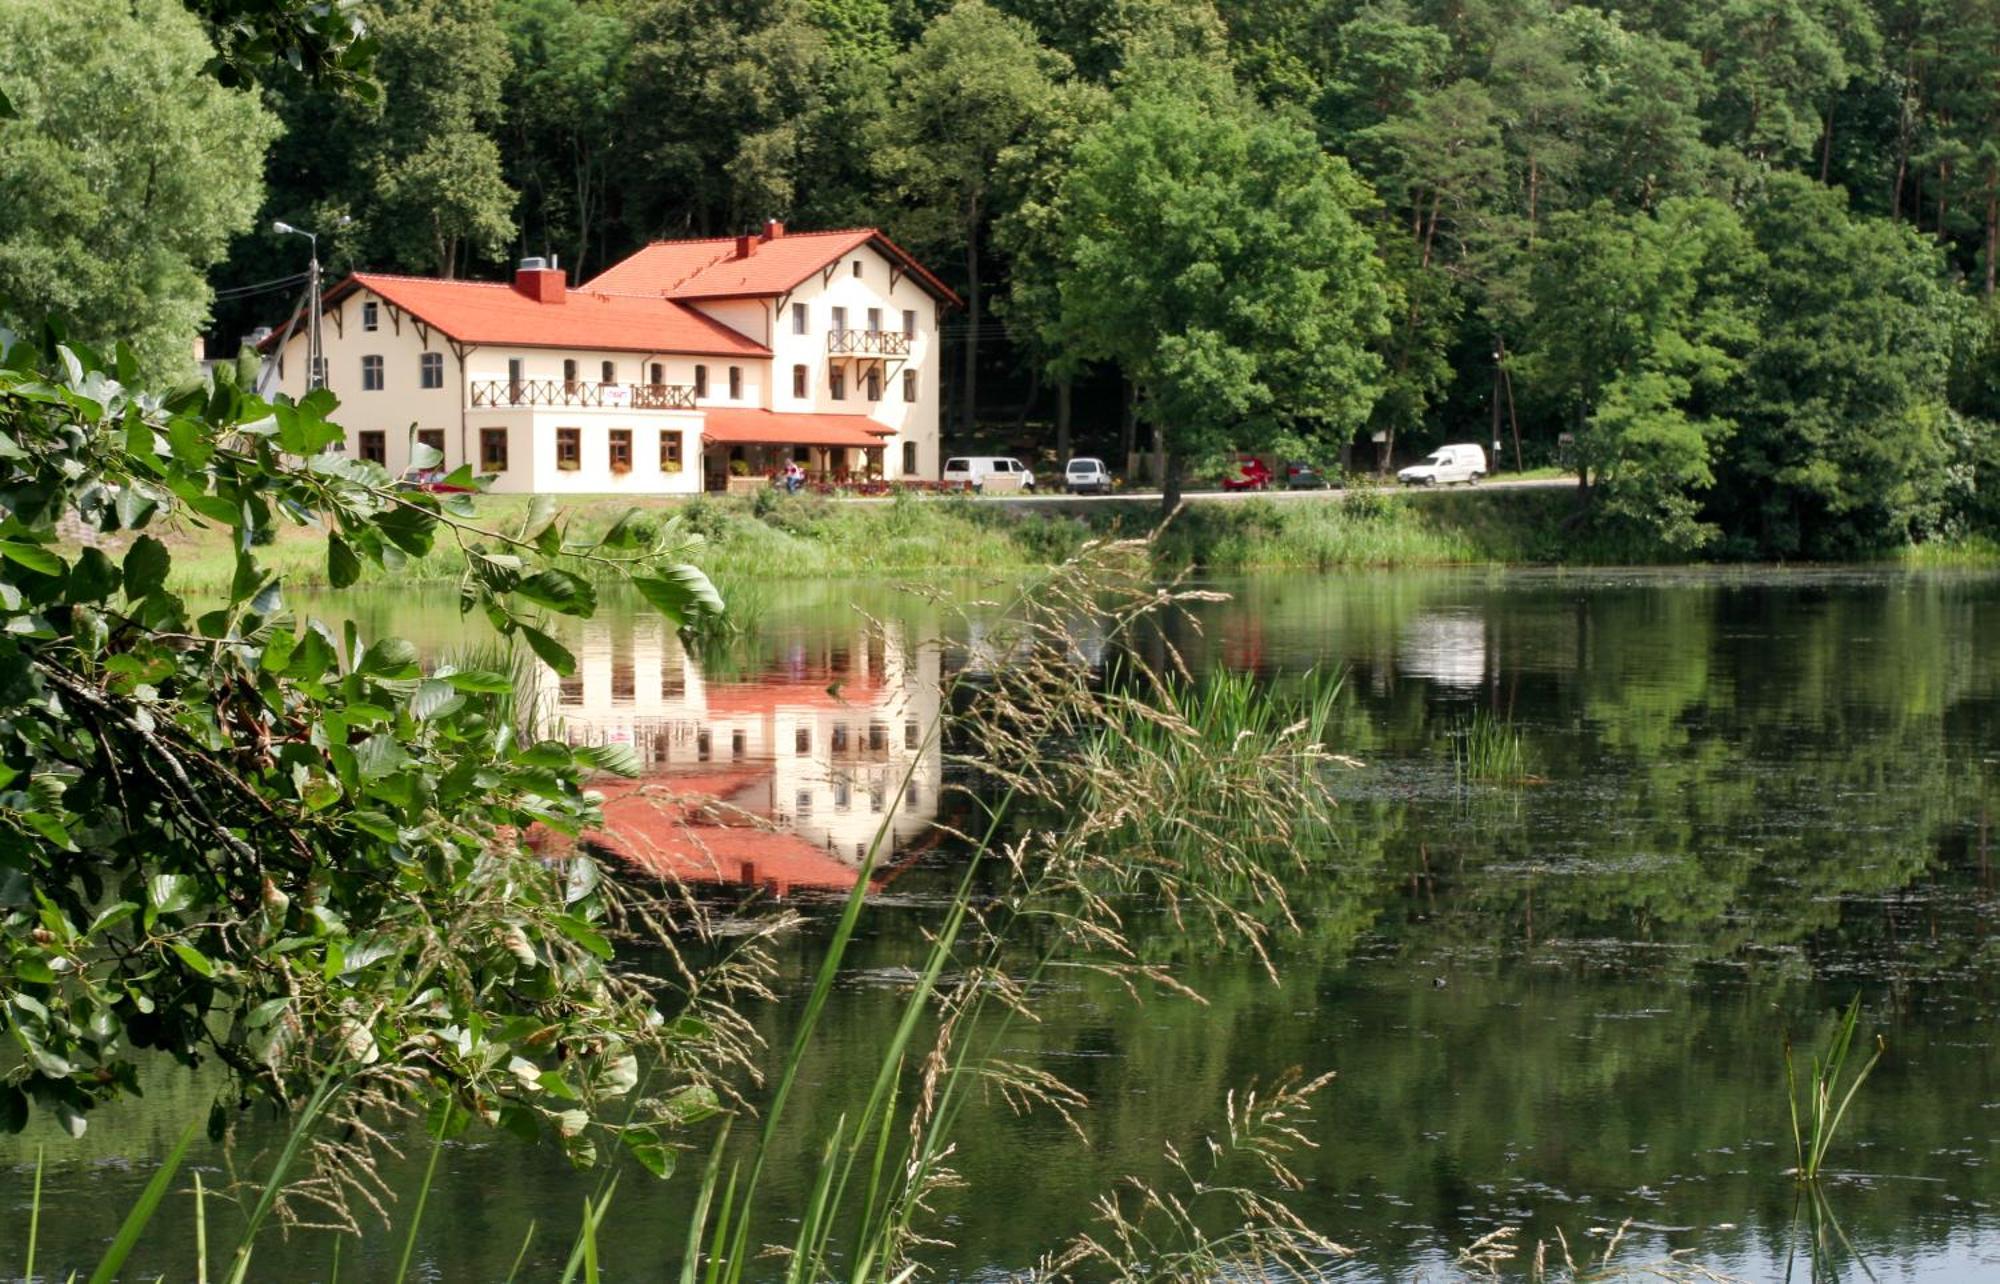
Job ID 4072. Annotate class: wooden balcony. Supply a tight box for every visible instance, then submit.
[827,329,911,357]
[470,379,698,410]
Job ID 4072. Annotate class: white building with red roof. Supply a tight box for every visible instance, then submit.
[262,222,959,493]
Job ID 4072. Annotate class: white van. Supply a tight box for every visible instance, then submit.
[942,456,1037,492]
[1397,443,1487,486]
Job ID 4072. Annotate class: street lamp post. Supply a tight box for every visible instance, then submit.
[272,221,322,390]
[273,218,349,391]
[1491,344,1504,471]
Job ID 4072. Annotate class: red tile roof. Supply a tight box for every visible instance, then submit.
[316,273,771,357]
[702,408,894,448]
[586,229,963,307]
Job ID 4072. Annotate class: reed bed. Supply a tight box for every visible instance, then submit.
[1452,709,1531,785]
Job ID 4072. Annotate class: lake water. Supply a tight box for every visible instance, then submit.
[7,567,2000,1281]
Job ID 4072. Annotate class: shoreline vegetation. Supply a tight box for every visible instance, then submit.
[95,485,2000,596]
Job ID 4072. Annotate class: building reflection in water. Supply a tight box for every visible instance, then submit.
[527,616,944,896]
[1395,609,1487,690]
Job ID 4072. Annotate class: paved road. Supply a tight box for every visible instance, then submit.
[991,475,1573,507]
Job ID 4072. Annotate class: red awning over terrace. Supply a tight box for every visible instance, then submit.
[700,408,892,449]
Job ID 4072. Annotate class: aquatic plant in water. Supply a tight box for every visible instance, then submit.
[1453,708,1530,784]
[1785,994,1885,1182]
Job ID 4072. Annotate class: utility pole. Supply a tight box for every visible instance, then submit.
[274,217,349,390]
[1491,342,1503,473]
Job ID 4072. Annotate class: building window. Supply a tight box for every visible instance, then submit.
[852,260,862,278]
[660,430,683,472]
[830,306,846,333]
[309,356,327,388]
[420,351,444,389]
[480,428,508,471]
[830,369,845,401]
[697,730,711,762]
[600,360,615,384]
[795,726,810,754]
[792,364,807,397]
[903,370,917,403]
[508,357,524,397]
[865,369,881,401]
[649,362,664,387]
[361,354,384,391]
[694,365,708,398]
[562,358,578,389]
[728,365,742,399]
[790,303,806,335]
[905,717,920,749]
[903,309,917,339]
[416,428,445,462]
[902,441,917,475]
[556,427,581,470]
[362,301,379,331]
[608,428,632,473]
[357,431,386,464]
[866,307,881,333]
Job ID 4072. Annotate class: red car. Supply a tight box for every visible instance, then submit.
[1220,456,1273,491]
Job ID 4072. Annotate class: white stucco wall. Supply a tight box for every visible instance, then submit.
[271,291,466,478]
[702,241,943,480]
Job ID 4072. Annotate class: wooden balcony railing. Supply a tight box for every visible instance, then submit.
[470,379,697,410]
[827,329,911,357]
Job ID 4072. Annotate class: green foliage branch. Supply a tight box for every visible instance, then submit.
[0,325,751,1210]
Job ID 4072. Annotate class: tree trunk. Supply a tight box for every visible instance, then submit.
[1987,169,1998,299]
[1160,448,1183,516]
[1818,102,1836,184]
[1056,378,1072,463]
[962,224,981,437]
[1014,366,1041,435]
[1119,380,1137,469]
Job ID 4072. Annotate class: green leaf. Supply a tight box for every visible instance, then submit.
[408,438,443,471]
[519,625,575,677]
[122,535,171,599]
[443,668,516,694]
[0,540,62,577]
[170,940,216,978]
[327,533,362,588]
[376,504,438,557]
[358,636,420,677]
[67,547,119,601]
[633,567,726,627]
[148,873,196,914]
[409,678,464,722]
[514,570,595,616]
[353,734,412,780]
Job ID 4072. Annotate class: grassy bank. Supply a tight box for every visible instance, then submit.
[89,483,1664,594]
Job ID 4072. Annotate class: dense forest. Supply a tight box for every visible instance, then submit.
[5,0,2000,555]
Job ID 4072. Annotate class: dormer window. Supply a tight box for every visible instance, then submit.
[362,301,379,331]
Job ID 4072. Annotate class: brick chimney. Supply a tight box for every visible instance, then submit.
[734,234,756,259]
[513,256,566,304]
[762,219,785,241]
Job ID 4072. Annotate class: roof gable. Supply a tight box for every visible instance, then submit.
[585,229,962,307]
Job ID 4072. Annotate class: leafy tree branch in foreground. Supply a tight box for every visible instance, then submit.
[0,328,758,1217]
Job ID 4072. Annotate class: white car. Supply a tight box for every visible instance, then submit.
[1064,457,1112,494]
[942,456,1036,492]
[1397,443,1487,486]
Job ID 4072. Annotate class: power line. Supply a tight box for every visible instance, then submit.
[212,271,310,302]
